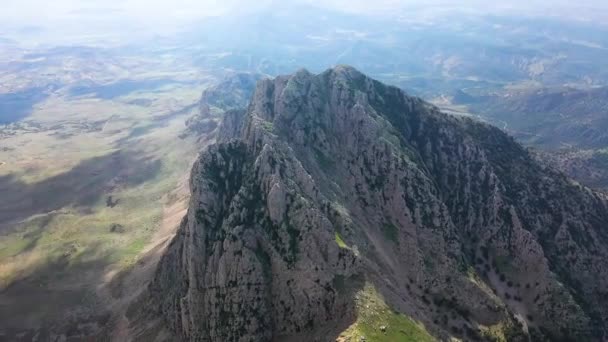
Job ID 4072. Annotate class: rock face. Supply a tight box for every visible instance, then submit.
[199,73,264,114]
[184,73,265,137]
[144,66,608,341]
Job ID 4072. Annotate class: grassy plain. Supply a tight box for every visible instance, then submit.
[0,74,211,338]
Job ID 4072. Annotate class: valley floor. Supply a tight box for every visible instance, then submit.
[0,80,209,340]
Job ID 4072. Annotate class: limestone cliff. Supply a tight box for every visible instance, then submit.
[142,66,608,341]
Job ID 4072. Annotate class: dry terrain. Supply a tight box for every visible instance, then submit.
[0,60,215,340]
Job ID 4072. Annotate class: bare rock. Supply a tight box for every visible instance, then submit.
[137,66,608,342]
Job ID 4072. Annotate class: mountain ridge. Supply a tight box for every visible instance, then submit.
[134,65,608,341]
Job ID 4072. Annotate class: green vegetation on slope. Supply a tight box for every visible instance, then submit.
[335,231,349,249]
[339,283,436,342]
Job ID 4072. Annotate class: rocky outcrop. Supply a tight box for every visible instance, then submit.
[142,66,608,341]
[199,73,264,114]
[184,73,265,138]
[216,109,246,143]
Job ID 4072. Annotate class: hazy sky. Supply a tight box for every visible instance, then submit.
[2,0,607,45]
[4,0,608,23]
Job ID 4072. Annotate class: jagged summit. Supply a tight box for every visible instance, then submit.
[135,66,608,342]
[242,65,430,146]
[326,64,369,78]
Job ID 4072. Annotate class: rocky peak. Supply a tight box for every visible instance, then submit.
[138,66,608,342]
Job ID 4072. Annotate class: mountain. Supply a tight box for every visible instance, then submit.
[184,7,608,96]
[535,148,608,191]
[184,73,265,138]
[134,66,608,341]
[460,86,608,150]
[455,86,608,190]
[198,73,265,115]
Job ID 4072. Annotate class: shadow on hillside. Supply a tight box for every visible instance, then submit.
[0,150,165,340]
[0,149,162,231]
[0,87,49,124]
[0,241,114,341]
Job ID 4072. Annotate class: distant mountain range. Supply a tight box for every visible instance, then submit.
[535,148,608,191]
[460,86,608,150]
[454,86,608,191]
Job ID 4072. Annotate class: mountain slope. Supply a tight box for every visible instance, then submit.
[461,86,608,150]
[532,148,608,192]
[456,86,608,190]
[183,73,264,138]
[138,66,608,341]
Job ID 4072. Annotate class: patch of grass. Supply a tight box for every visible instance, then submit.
[261,120,274,132]
[122,238,147,259]
[335,231,349,249]
[0,230,36,259]
[340,283,436,341]
[479,322,509,342]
